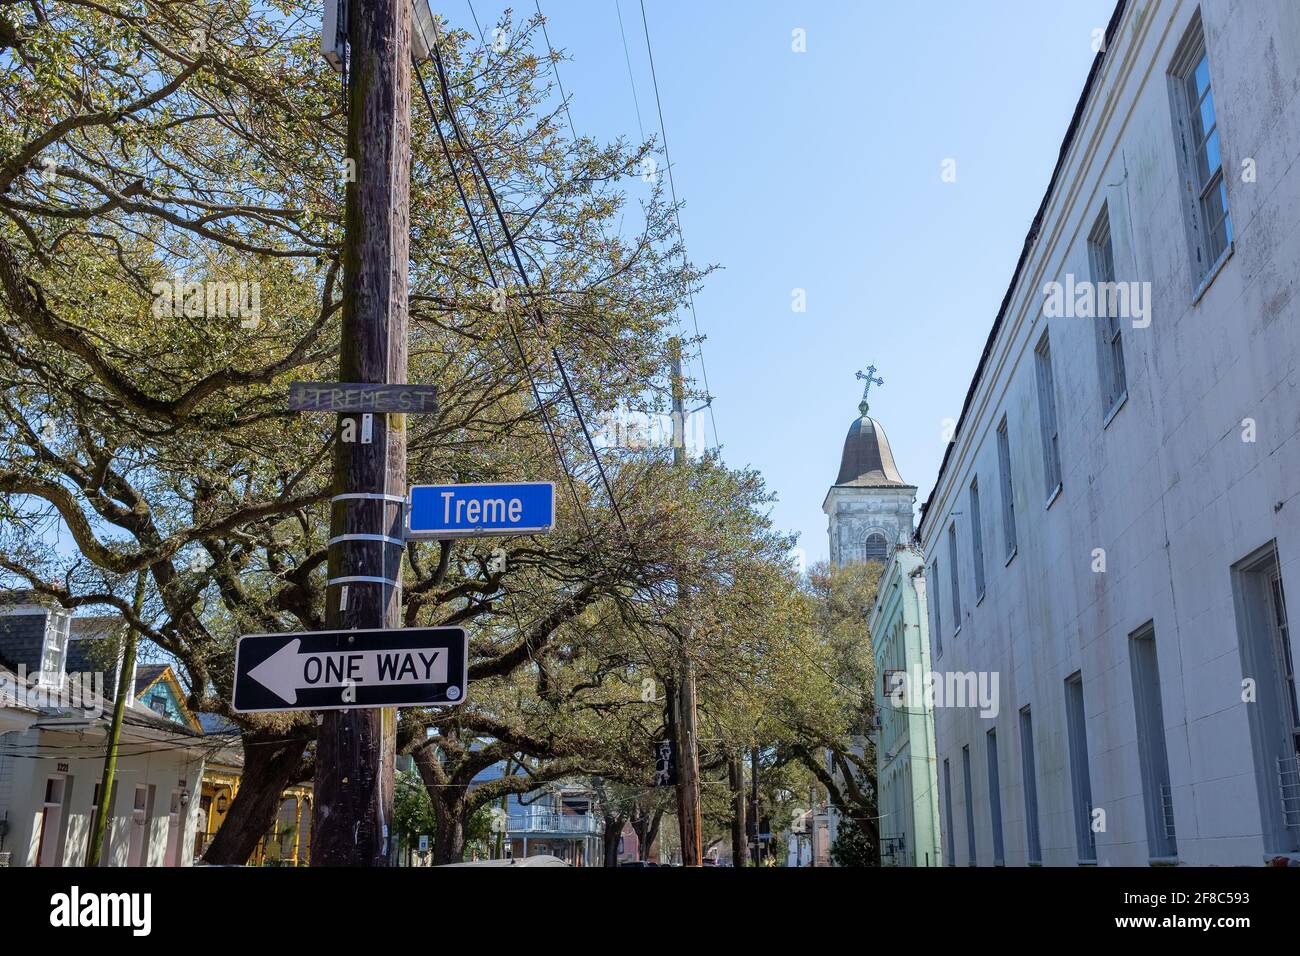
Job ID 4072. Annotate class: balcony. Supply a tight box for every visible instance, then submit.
[508,809,601,836]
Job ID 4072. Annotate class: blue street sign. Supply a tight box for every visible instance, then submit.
[407,481,555,538]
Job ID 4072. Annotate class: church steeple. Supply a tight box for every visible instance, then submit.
[823,366,917,566]
[835,365,907,489]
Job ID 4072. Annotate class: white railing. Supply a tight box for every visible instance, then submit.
[509,811,600,835]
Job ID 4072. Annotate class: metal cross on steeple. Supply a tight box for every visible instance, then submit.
[855,365,884,415]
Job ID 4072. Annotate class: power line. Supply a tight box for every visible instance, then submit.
[533,1,577,141]
[465,0,485,43]
[422,20,632,541]
[412,20,594,536]
[614,0,646,143]
[637,0,719,451]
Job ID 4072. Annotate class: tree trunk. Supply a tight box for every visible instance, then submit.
[602,814,626,868]
[632,805,666,861]
[203,730,308,865]
[430,796,466,865]
[728,750,747,867]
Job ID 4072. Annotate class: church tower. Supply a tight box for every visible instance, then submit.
[823,366,916,566]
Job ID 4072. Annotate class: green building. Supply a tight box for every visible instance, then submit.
[868,545,943,866]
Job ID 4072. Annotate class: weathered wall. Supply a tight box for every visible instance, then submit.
[920,0,1300,866]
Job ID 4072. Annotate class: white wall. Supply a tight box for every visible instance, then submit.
[1,726,206,867]
[920,0,1300,867]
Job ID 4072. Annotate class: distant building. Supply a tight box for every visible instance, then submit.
[468,762,605,865]
[0,596,207,867]
[784,805,831,867]
[868,545,943,866]
[919,0,1300,866]
[504,781,602,865]
[196,714,314,866]
[822,372,919,860]
[823,367,917,566]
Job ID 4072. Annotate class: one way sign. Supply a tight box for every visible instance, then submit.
[233,627,468,713]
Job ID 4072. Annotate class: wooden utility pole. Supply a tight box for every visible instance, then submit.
[728,750,747,867]
[311,0,412,866]
[749,743,760,865]
[87,571,146,867]
[669,337,703,866]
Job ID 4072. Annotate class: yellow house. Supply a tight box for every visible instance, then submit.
[196,719,313,866]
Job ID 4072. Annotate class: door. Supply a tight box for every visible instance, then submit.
[164,790,184,867]
[126,784,152,866]
[35,776,67,867]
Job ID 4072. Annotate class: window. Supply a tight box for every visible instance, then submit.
[1019,706,1042,864]
[1064,673,1097,862]
[931,560,943,658]
[150,692,168,716]
[864,532,888,564]
[948,523,961,635]
[1034,334,1063,501]
[1172,15,1231,279]
[1088,205,1127,418]
[1232,542,1299,853]
[986,728,1004,865]
[996,417,1017,559]
[1129,622,1177,859]
[943,758,956,866]
[39,611,70,685]
[969,478,986,602]
[961,745,977,865]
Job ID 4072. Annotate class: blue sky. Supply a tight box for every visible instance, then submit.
[453,0,1117,564]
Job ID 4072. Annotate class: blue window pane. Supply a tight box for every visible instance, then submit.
[1198,90,1216,142]
[1193,54,1210,97]
[1204,128,1221,176]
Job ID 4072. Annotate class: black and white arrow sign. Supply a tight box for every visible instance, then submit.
[233,627,468,713]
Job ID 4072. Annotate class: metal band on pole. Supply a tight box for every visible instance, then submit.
[327,575,402,588]
[328,534,407,547]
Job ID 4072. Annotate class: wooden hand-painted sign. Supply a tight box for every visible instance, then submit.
[288,381,438,414]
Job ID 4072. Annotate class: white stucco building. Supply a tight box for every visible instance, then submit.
[919,0,1300,866]
[0,597,209,867]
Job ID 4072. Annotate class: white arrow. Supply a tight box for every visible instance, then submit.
[247,638,449,704]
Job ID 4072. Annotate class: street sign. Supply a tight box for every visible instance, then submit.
[407,481,555,538]
[288,381,438,413]
[232,626,468,713]
[418,835,429,854]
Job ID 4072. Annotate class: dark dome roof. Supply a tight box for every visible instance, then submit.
[834,415,909,487]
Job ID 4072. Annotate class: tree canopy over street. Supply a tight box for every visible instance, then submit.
[0,0,885,866]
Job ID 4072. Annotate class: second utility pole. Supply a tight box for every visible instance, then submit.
[312,0,412,866]
[670,337,703,866]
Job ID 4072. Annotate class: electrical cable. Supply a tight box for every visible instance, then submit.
[412,20,595,537]
[422,19,631,540]
[637,0,719,450]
